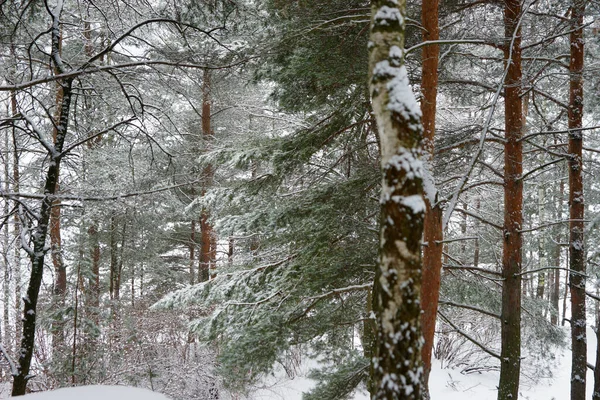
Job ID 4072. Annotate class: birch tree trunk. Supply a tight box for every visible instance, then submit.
[498,0,523,398]
[568,1,586,398]
[369,1,425,398]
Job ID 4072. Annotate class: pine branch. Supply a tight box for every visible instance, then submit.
[438,310,501,360]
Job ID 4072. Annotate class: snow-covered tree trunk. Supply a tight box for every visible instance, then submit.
[50,31,66,353]
[498,0,523,398]
[568,0,586,398]
[12,2,73,393]
[12,75,73,396]
[369,1,425,398]
[1,129,9,352]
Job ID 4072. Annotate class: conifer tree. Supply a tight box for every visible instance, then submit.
[568,1,586,399]
[498,0,524,398]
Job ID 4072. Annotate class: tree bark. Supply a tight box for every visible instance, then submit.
[10,47,22,356]
[11,76,73,396]
[50,41,66,350]
[110,213,118,299]
[115,220,126,301]
[498,0,523,399]
[568,1,586,398]
[419,0,442,390]
[550,166,564,325]
[369,1,426,398]
[594,307,600,400]
[537,186,546,300]
[88,224,101,327]
[190,220,196,284]
[199,68,215,283]
[2,130,9,354]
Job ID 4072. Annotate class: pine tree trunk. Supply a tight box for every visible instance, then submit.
[537,185,546,300]
[568,1,586,398]
[199,68,215,283]
[115,220,126,301]
[110,213,118,299]
[50,54,66,350]
[419,0,442,389]
[594,307,600,400]
[473,197,480,268]
[228,235,234,266]
[88,224,100,327]
[190,220,196,284]
[369,1,425,398]
[498,0,523,398]
[550,167,564,325]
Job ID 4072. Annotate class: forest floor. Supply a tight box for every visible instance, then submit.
[249,327,597,400]
[0,327,592,399]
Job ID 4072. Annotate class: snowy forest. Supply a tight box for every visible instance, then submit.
[1,0,600,399]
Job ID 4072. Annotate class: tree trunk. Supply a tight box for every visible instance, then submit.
[199,68,215,283]
[88,224,101,328]
[473,197,480,268]
[115,219,126,301]
[228,234,234,266]
[419,0,442,389]
[594,306,600,400]
[110,213,118,300]
[568,1,586,398]
[537,186,546,300]
[190,220,196,284]
[10,59,22,356]
[498,0,523,398]
[369,1,425,398]
[2,132,9,353]
[550,165,564,325]
[50,61,66,351]
[11,76,73,396]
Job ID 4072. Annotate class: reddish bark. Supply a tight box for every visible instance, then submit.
[498,0,523,398]
[568,1,586,399]
[199,214,211,283]
[419,0,442,387]
[190,220,196,284]
[199,69,215,283]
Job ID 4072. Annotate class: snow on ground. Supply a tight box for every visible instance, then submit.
[19,386,171,400]
[248,327,598,399]
[1,327,595,399]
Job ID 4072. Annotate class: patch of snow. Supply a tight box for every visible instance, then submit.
[247,326,599,399]
[373,6,404,27]
[372,62,421,121]
[20,385,171,400]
